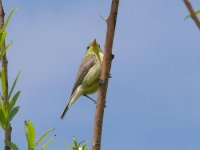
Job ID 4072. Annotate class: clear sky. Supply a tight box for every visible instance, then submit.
[0,0,200,150]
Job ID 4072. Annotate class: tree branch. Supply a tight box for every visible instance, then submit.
[92,0,119,150]
[0,1,11,150]
[183,0,200,29]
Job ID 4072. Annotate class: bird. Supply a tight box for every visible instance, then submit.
[60,39,103,119]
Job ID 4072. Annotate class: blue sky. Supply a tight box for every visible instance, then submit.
[0,0,200,149]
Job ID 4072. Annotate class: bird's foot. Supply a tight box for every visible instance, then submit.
[98,77,105,84]
[83,94,97,104]
[98,75,112,83]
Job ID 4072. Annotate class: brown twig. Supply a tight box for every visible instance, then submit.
[0,1,11,150]
[183,0,200,29]
[92,0,119,150]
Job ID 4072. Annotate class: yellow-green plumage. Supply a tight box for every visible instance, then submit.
[61,39,103,119]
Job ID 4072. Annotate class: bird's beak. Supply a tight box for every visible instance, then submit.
[92,39,97,46]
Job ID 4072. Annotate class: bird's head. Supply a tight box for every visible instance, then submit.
[86,39,102,55]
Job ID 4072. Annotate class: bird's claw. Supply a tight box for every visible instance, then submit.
[98,75,112,83]
[98,77,105,84]
[83,94,97,104]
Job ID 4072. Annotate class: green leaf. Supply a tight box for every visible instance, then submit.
[1,8,18,33]
[0,100,3,108]
[1,67,7,98]
[79,141,88,150]
[65,143,72,149]
[0,108,6,130]
[0,40,12,60]
[5,140,19,150]
[40,135,56,150]
[9,106,19,121]
[73,137,79,149]
[0,31,7,50]
[24,120,35,150]
[82,145,86,150]
[8,70,21,100]
[195,10,200,15]
[185,10,200,20]
[0,99,6,115]
[1,101,8,121]
[82,144,88,150]
[35,128,54,148]
[8,91,20,112]
[0,100,9,130]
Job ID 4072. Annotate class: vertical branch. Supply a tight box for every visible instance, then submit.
[183,0,200,29]
[0,1,11,150]
[92,0,119,150]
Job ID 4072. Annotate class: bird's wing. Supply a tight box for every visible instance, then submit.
[71,54,96,96]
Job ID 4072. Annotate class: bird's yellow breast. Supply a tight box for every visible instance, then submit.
[82,54,102,94]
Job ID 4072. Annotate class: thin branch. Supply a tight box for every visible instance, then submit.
[92,0,119,150]
[183,0,200,29]
[98,14,108,23]
[0,1,11,150]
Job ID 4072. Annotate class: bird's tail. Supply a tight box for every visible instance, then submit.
[60,87,83,119]
[60,101,70,119]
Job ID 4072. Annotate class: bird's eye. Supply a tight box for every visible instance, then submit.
[98,45,100,48]
[87,46,90,50]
